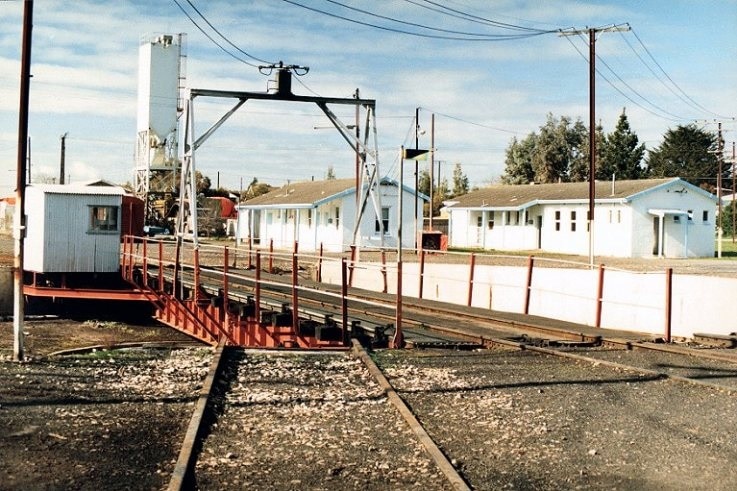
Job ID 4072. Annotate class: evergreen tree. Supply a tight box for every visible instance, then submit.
[597,109,645,180]
[501,133,536,184]
[325,165,336,180]
[646,124,720,191]
[567,119,596,182]
[451,163,469,197]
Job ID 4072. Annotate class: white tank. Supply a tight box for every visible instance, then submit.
[136,33,183,169]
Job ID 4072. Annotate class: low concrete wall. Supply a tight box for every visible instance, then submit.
[322,260,737,340]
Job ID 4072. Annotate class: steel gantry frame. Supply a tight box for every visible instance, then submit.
[176,68,384,251]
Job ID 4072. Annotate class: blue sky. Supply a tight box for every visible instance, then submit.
[1,0,736,198]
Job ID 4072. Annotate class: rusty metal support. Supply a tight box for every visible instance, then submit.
[317,242,323,282]
[268,239,274,273]
[223,247,230,328]
[193,248,200,302]
[524,255,534,315]
[158,240,164,292]
[348,244,356,287]
[467,253,476,307]
[595,264,605,328]
[419,249,425,300]
[255,251,262,325]
[665,267,673,342]
[381,250,387,293]
[341,258,348,345]
[292,253,299,333]
[393,260,404,348]
[142,238,148,282]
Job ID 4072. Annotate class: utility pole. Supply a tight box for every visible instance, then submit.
[717,122,724,257]
[414,107,420,251]
[560,24,630,267]
[731,141,735,244]
[429,113,435,231]
[14,0,33,362]
[59,132,68,184]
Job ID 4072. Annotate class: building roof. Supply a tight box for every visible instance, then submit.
[240,178,427,209]
[28,184,125,196]
[445,178,712,210]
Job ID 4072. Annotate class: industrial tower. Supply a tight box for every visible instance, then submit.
[134,33,186,226]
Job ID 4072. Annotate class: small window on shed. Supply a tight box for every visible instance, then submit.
[673,215,680,223]
[687,209,693,221]
[375,207,390,235]
[89,206,119,233]
[570,211,577,232]
[335,207,340,228]
[555,210,561,231]
[487,212,495,230]
[703,210,709,222]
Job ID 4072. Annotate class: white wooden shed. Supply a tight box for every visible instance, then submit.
[445,178,717,258]
[236,178,427,252]
[24,184,125,273]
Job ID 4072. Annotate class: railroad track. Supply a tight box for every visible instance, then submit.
[167,335,737,489]
[168,342,472,490]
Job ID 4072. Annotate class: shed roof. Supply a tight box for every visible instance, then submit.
[28,184,125,196]
[445,178,705,210]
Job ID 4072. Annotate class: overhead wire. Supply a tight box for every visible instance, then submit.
[320,0,551,38]
[183,0,275,65]
[410,0,559,33]
[171,0,263,68]
[281,0,551,41]
[626,27,733,120]
[562,33,683,123]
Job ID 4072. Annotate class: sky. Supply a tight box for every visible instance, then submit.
[1,0,736,198]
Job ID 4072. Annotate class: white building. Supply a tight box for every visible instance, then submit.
[445,178,717,258]
[24,184,125,273]
[236,178,427,252]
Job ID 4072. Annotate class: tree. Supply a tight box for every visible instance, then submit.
[531,114,587,183]
[646,124,720,191]
[597,109,645,180]
[325,165,336,180]
[195,171,211,194]
[501,133,536,184]
[566,119,595,182]
[241,177,273,201]
[451,163,469,197]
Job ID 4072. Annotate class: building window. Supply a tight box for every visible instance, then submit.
[307,209,313,227]
[375,207,390,235]
[570,211,577,232]
[335,207,340,228]
[89,206,119,233]
[687,209,693,221]
[487,212,495,230]
[617,210,621,223]
[513,211,520,225]
[674,215,680,223]
[555,210,561,231]
[703,210,709,222]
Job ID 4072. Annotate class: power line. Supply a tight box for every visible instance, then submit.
[419,107,519,134]
[321,0,550,38]
[561,33,682,122]
[171,0,263,68]
[628,27,732,120]
[183,0,275,65]
[281,0,552,41]
[408,0,560,33]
